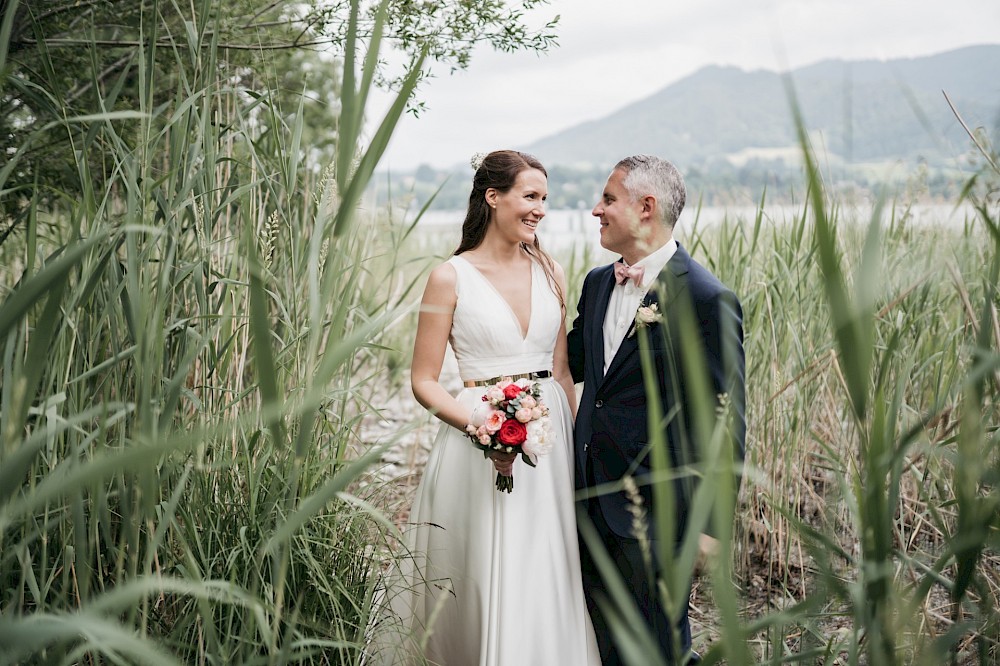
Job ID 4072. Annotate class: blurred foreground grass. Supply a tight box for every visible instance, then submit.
[2,0,998,661]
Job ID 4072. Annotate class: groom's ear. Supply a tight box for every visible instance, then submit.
[640,195,657,220]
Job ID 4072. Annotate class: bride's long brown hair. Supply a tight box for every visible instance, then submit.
[455,150,565,311]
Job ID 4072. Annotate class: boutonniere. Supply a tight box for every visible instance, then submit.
[627,302,662,338]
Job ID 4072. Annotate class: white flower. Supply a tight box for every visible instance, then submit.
[469,404,491,428]
[628,302,663,338]
[470,152,486,170]
[522,417,553,464]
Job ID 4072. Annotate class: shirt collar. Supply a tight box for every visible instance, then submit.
[628,238,677,290]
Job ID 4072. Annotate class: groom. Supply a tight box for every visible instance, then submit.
[568,155,746,664]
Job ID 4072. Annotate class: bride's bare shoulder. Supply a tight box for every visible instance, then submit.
[422,260,458,303]
[550,258,569,291]
[551,258,567,280]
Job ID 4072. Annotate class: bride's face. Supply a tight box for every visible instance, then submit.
[487,168,547,244]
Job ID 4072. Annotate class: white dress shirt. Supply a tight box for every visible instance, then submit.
[602,239,677,375]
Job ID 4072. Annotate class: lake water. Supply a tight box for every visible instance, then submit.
[408,202,982,256]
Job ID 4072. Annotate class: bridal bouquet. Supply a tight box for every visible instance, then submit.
[466,378,553,493]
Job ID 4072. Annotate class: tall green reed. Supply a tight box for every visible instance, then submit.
[733,123,995,666]
[570,89,999,664]
[0,0,424,663]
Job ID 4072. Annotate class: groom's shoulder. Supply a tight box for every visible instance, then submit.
[584,262,615,283]
[685,256,737,301]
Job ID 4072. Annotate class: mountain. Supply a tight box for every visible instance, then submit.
[526,45,1000,170]
[378,46,1000,210]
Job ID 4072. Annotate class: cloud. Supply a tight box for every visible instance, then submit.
[371,0,1000,170]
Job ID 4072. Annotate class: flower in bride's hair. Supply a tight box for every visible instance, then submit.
[470,152,486,170]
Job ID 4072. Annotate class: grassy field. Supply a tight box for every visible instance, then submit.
[680,199,1000,664]
[375,196,1000,665]
[2,0,999,663]
[0,1,428,663]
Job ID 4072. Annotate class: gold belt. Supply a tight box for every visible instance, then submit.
[463,370,553,388]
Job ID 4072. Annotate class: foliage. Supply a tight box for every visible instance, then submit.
[676,107,1000,664]
[0,0,558,233]
[0,0,430,662]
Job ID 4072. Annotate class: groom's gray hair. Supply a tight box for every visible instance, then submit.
[614,154,686,228]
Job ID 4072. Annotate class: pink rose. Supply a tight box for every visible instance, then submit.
[478,431,492,445]
[531,407,543,420]
[502,383,522,400]
[497,419,527,446]
[519,395,537,410]
[484,410,506,433]
[515,408,533,423]
[485,386,505,404]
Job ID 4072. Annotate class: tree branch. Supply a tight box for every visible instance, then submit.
[65,53,133,105]
[244,0,286,28]
[30,0,106,25]
[17,36,340,52]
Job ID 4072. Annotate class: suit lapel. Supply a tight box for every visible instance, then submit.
[589,265,616,385]
[600,245,692,386]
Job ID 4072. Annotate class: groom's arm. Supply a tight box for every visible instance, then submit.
[696,288,746,543]
[708,289,746,471]
[566,272,589,384]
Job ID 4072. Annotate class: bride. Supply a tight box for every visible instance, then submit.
[379,150,599,665]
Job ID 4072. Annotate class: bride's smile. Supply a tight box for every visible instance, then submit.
[488,167,547,244]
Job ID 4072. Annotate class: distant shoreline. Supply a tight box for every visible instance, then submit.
[404,202,983,253]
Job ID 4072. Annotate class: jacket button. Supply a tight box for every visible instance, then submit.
[595,400,603,408]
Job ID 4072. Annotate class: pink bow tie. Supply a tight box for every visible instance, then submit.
[614,262,645,287]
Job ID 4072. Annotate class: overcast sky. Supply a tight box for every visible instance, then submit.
[369,0,1000,172]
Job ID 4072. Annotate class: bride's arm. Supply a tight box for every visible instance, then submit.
[411,262,470,432]
[552,261,578,421]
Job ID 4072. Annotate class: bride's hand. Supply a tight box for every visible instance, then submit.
[487,450,517,476]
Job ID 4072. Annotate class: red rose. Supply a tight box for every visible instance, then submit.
[497,419,527,446]
[502,384,522,400]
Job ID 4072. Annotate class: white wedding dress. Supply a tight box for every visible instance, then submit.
[377,254,599,666]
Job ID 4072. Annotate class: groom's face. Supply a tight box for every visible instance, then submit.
[593,168,645,256]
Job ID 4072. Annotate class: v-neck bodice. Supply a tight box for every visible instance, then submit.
[448,254,561,382]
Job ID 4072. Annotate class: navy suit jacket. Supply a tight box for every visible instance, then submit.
[568,243,746,542]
